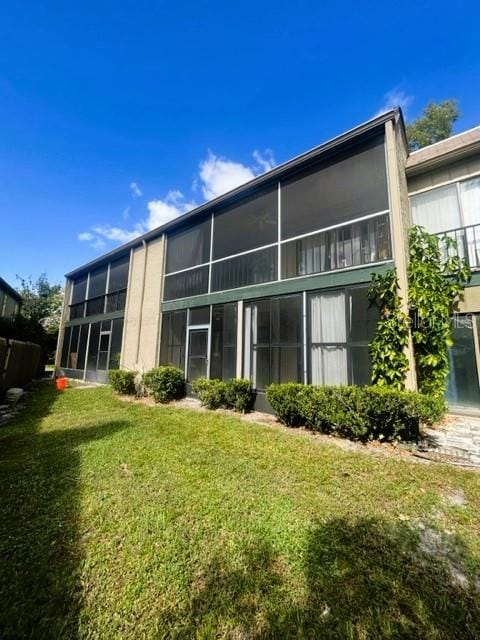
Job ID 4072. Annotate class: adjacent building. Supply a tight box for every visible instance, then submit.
[56,109,480,412]
[0,277,21,319]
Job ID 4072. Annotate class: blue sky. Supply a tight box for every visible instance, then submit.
[1,0,479,287]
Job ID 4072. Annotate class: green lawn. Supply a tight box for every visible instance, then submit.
[1,384,480,639]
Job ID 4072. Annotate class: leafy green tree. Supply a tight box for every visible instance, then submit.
[406,100,460,151]
[16,274,63,334]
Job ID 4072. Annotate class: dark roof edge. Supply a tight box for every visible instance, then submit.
[0,277,22,302]
[66,108,401,278]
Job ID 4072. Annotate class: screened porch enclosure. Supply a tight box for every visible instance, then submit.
[60,318,124,383]
[159,286,377,401]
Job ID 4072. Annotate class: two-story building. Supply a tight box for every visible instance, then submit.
[56,109,480,412]
[0,277,22,319]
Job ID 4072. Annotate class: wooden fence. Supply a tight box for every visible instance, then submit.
[0,338,42,399]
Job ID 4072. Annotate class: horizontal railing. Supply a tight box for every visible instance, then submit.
[69,288,127,320]
[436,224,480,270]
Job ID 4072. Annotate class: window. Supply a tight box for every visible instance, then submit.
[189,306,210,325]
[244,295,303,390]
[281,214,391,279]
[281,134,388,240]
[210,304,237,380]
[309,286,377,386]
[160,310,187,370]
[71,275,88,305]
[213,187,278,260]
[108,256,129,292]
[310,291,347,385]
[60,326,72,368]
[86,322,101,374]
[164,265,209,301]
[87,266,108,299]
[77,325,88,371]
[109,318,124,369]
[166,217,211,274]
[211,246,277,293]
[459,177,480,227]
[411,184,461,234]
[68,325,80,369]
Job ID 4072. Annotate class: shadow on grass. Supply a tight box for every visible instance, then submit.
[0,384,129,639]
[168,519,480,639]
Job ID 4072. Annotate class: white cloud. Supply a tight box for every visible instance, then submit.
[78,231,93,241]
[92,225,140,244]
[79,147,276,251]
[198,152,256,200]
[376,88,413,118]
[91,238,107,250]
[130,181,142,198]
[144,191,196,230]
[253,149,276,173]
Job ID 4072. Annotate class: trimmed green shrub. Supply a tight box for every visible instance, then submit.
[108,369,136,395]
[266,383,446,442]
[225,378,255,413]
[265,383,307,427]
[143,366,185,403]
[192,378,227,410]
[193,377,255,413]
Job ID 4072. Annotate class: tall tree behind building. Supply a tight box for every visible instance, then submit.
[406,100,460,151]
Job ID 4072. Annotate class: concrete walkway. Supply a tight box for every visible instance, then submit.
[420,414,480,466]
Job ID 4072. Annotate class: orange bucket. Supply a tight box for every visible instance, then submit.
[55,377,68,391]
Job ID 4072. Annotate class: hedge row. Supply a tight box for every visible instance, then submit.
[192,377,254,413]
[108,366,184,403]
[266,383,445,442]
[108,368,254,411]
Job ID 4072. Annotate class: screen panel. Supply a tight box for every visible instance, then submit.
[71,275,88,304]
[212,187,278,260]
[281,214,391,279]
[210,303,237,380]
[211,246,277,293]
[108,256,129,292]
[160,310,187,370]
[281,134,388,240]
[166,217,211,274]
[87,266,108,299]
[163,266,209,301]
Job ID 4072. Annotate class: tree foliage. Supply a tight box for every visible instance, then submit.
[368,226,470,400]
[406,100,460,152]
[408,226,470,398]
[17,274,63,334]
[368,269,410,389]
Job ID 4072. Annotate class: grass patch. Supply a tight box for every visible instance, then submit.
[1,384,479,638]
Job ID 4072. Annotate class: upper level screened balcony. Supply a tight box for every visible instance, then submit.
[68,255,129,321]
[411,176,480,270]
[163,131,393,302]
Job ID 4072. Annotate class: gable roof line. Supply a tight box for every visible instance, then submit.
[66,108,402,278]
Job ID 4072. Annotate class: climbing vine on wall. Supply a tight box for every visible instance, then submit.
[407,225,470,398]
[368,225,471,397]
[368,268,410,390]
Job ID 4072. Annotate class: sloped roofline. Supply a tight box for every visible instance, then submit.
[0,277,22,303]
[66,108,404,278]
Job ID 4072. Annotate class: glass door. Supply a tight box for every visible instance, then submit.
[446,315,480,409]
[187,328,209,381]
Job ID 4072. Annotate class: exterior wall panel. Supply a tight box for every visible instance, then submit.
[121,236,165,372]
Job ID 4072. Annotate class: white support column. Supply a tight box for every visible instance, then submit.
[236,300,244,378]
